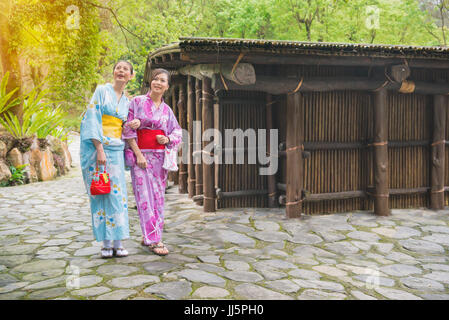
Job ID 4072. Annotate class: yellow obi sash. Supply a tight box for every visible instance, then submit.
[102,114,123,139]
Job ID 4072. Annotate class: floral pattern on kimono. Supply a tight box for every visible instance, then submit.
[80,83,130,241]
[122,93,182,245]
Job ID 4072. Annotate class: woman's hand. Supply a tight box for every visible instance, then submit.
[137,154,147,169]
[156,135,169,145]
[128,119,141,130]
[96,148,107,167]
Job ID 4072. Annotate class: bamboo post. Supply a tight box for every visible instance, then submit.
[178,81,188,194]
[187,76,196,198]
[266,93,278,207]
[285,92,303,218]
[430,95,446,210]
[202,77,215,212]
[194,78,203,205]
[372,88,390,216]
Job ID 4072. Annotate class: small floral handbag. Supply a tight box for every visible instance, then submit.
[90,168,111,195]
[163,147,178,171]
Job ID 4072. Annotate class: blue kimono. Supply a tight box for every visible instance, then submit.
[80,83,130,241]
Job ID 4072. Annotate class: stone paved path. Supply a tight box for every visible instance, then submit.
[1,135,449,300]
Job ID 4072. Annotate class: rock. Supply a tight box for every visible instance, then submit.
[24,276,67,290]
[347,231,380,242]
[192,286,230,299]
[400,277,445,291]
[0,160,11,184]
[27,287,67,299]
[234,283,293,300]
[38,147,57,181]
[288,269,321,280]
[0,140,7,158]
[221,271,263,283]
[177,269,226,287]
[61,141,72,171]
[197,255,220,264]
[379,264,422,277]
[375,287,422,300]
[108,275,160,288]
[312,265,348,277]
[291,279,345,292]
[12,259,67,273]
[351,290,377,300]
[142,262,178,274]
[215,229,256,248]
[144,281,192,300]
[6,148,23,167]
[423,271,449,284]
[0,255,33,268]
[96,289,136,300]
[96,264,139,277]
[265,280,300,293]
[71,286,111,297]
[399,239,444,254]
[297,289,346,300]
[224,260,250,271]
[22,151,38,182]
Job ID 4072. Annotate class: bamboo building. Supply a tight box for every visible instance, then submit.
[143,37,449,218]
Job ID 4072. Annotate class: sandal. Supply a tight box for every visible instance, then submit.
[101,247,113,259]
[113,247,128,257]
[149,242,169,256]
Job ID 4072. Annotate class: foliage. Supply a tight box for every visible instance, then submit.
[9,164,28,185]
[0,72,20,114]
[0,86,66,139]
[2,0,449,135]
[0,164,29,187]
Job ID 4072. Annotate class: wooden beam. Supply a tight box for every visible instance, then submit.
[372,88,390,216]
[430,95,446,210]
[216,188,268,199]
[179,52,449,69]
[178,82,188,194]
[194,78,203,205]
[212,74,449,95]
[285,92,303,218]
[202,77,215,212]
[187,76,196,198]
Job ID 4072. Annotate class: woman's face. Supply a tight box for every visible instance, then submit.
[113,62,133,84]
[150,72,169,95]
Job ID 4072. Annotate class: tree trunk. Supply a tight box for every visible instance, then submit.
[0,0,22,118]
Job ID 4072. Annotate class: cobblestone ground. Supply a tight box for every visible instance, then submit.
[0,135,449,300]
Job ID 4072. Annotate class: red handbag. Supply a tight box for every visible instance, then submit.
[90,168,111,195]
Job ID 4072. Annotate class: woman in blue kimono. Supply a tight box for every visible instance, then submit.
[80,61,140,258]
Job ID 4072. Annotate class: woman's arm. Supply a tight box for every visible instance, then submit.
[91,139,106,166]
[126,138,147,169]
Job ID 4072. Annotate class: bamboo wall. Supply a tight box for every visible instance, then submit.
[163,65,448,215]
[216,91,268,208]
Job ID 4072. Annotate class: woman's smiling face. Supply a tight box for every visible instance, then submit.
[113,61,133,84]
[150,72,169,95]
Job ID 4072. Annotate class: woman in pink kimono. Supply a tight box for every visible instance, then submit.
[122,68,182,256]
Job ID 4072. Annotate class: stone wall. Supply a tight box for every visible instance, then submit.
[0,134,72,185]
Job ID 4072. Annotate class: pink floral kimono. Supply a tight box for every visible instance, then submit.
[122,93,182,245]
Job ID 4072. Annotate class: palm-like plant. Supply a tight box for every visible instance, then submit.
[0,72,20,114]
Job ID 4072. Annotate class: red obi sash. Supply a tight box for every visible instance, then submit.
[137,129,166,149]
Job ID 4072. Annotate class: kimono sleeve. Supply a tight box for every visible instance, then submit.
[121,98,138,140]
[80,85,104,144]
[165,106,182,150]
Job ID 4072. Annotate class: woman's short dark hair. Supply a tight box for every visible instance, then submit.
[151,68,170,85]
[113,60,134,75]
